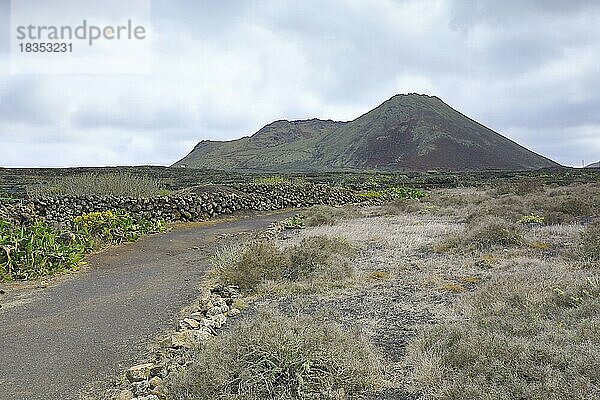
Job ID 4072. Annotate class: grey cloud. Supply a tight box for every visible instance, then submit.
[0,78,62,126]
[1,0,600,166]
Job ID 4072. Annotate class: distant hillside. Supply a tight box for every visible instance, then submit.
[174,94,560,172]
[586,161,600,168]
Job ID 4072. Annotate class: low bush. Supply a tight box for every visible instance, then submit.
[213,241,289,293]
[282,214,306,229]
[517,213,545,224]
[26,172,168,197]
[435,217,523,253]
[407,270,600,399]
[212,236,355,294]
[303,205,359,227]
[579,222,600,266]
[285,236,354,281]
[168,311,383,400]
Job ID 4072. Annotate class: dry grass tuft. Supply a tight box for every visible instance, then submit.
[435,217,523,253]
[211,236,356,295]
[368,270,391,281]
[168,311,384,400]
[302,205,360,227]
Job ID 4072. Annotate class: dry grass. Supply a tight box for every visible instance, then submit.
[578,222,600,267]
[420,183,599,225]
[211,236,356,295]
[406,262,600,400]
[177,182,600,400]
[26,172,168,197]
[167,311,384,400]
[302,205,360,227]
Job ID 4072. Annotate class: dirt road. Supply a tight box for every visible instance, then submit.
[0,211,292,400]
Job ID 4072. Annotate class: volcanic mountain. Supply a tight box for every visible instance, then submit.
[174,94,559,171]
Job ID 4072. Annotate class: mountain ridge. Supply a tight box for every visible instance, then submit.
[174,93,560,172]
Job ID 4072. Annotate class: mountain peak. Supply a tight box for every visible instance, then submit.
[174,94,560,172]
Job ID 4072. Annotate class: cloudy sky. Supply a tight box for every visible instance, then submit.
[1,0,599,167]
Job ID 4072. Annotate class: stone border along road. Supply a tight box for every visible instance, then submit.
[0,210,296,400]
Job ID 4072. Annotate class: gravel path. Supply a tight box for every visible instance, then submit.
[0,211,293,400]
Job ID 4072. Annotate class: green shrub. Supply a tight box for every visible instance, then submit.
[517,214,545,224]
[0,210,167,280]
[26,172,167,197]
[71,209,166,248]
[168,311,383,400]
[0,219,86,280]
[282,214,305,229]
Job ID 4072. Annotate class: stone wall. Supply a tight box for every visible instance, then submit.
[0,183,360,225]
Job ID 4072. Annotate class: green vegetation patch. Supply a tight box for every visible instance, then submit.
[517,213,545,224]
[0,219,87,280]
[0,210,167,280]
[250,175,289,185]
[168,311,383,400]
[71,210,167,248]
[357,186,426,200]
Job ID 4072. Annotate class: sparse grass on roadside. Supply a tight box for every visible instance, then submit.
[211,235,356,295]
[26,172,169,198]
[406,266,600,400]
[167,311,384,400]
